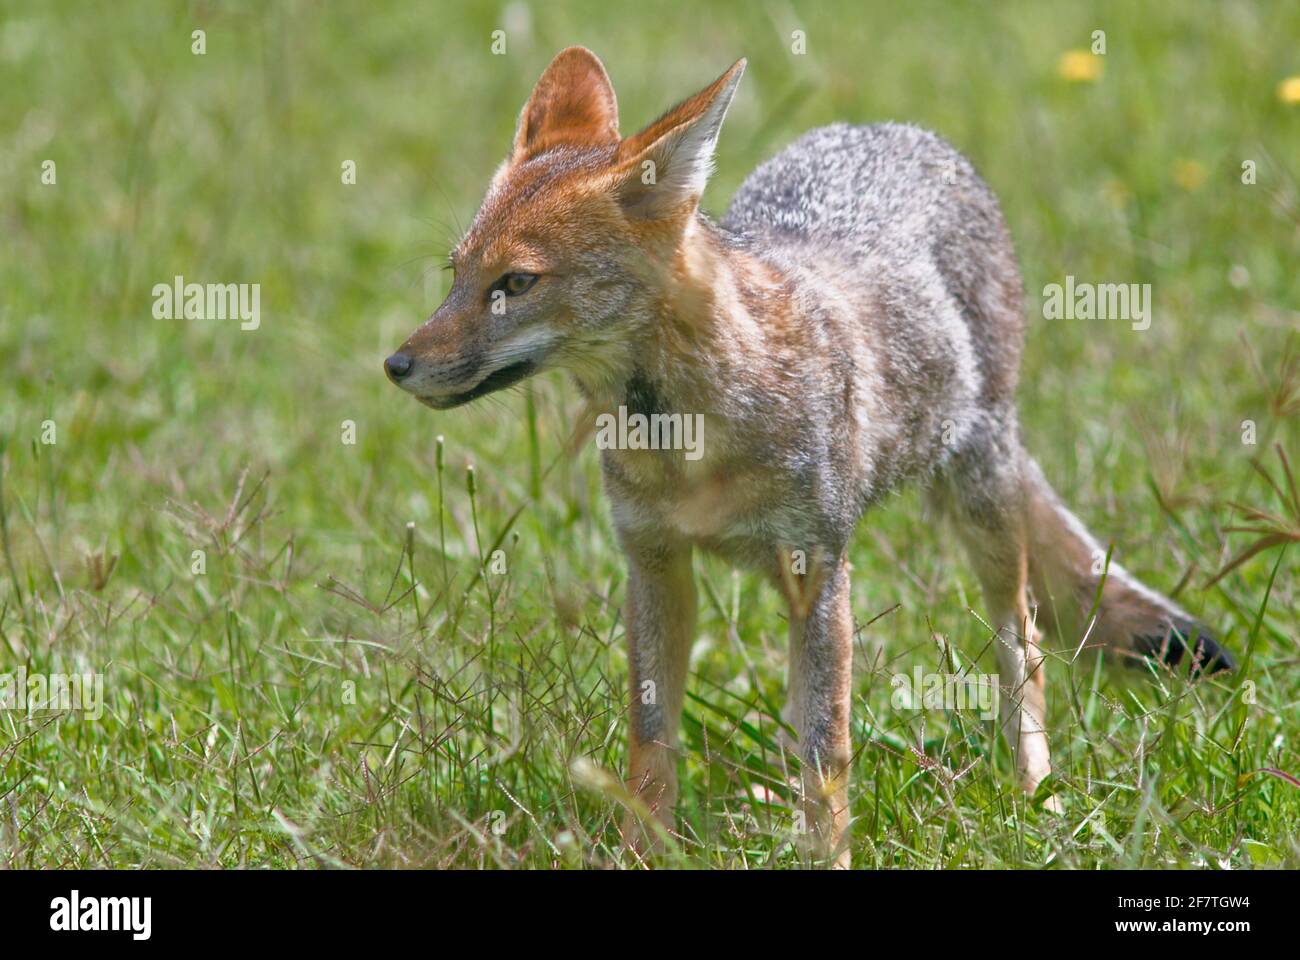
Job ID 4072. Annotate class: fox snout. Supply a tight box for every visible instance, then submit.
[383,352,414,380]
[384,322,477,408]
[384,346,539,410]
[386,299,557,409]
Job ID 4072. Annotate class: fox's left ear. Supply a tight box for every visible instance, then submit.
[513,47,620,161]
[611,58,746,219]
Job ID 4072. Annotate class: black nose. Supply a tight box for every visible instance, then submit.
[385,352,413,380]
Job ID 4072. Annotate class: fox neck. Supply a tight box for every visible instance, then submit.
[574,213,790,419]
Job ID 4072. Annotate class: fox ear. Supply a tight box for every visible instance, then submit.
[512,47,620,161]
[611,58,745,219]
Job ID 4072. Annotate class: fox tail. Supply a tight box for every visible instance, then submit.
[1022,457,1233,677]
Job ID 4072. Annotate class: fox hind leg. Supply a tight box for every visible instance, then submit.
[937,429,1055,803]
[779,548,854,868]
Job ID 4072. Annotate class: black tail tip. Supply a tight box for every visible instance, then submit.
[1133,621,1235,678]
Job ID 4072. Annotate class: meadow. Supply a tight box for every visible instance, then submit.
[1,0,1298,868]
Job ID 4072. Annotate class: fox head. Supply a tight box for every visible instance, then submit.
[385,47,745,408]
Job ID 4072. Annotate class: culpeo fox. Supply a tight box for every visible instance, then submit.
[385,47,1233,867]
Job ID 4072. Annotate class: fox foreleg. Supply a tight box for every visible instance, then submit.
[620,534,696,854]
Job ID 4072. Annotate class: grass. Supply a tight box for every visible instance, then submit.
[1,0,1298,868]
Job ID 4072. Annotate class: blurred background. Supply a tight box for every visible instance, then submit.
[1,0,1297,867]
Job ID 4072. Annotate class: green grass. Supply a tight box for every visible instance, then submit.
[1,0,1298,868]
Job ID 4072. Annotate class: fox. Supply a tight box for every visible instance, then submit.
[384,47,1234,867]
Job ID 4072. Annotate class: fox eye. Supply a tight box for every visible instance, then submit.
[492,272,539,298]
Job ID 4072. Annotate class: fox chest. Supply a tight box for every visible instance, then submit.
[604,451,733,535]
[665,467,746,538]
[603,448,809,551]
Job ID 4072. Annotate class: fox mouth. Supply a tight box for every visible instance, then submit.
[417,359,538,410]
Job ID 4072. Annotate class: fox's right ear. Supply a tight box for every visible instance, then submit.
[610,58,745,220]
[512,47,620,162]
